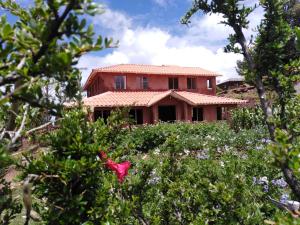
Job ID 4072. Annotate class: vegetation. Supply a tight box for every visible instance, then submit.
[0,0,299,224]
[23,109,289,224]
[230,106,265,132]
[182,0,300,204]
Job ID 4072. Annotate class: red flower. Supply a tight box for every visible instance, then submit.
[106,159,131,183]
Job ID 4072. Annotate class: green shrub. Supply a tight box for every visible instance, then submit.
[25,110,287,224]
[230,107,266,132]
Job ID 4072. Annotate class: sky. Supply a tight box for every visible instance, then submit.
[3,0,264,83]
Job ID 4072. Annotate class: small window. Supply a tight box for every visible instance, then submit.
[115,76,126,89]
[129,109,143,124]
[140,77,149,89]
[187,78,196,89]
[192,107,203,121]
[207,79,212,89]
[169,77,178,89]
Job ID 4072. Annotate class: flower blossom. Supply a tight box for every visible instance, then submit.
[106,159,131,183]
[99,150,131,183]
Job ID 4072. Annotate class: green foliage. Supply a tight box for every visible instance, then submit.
[0,0,113,133]
[230,107,265,132]
[24,110,105,224]
[25,110,288,224]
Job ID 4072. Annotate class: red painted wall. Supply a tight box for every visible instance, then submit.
[86,72,217,96]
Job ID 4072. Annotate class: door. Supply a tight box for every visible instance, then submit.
[158,105,176,122]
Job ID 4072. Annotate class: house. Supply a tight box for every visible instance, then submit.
[217,77,245,90]
[82,64,247,124]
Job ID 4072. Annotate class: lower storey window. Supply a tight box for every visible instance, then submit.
[94,110,111,122]
[217,107,225,120]
[192,107,203,121]
[129,109,143,124]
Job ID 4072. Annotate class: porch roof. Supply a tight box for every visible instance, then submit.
[82,91,247,108]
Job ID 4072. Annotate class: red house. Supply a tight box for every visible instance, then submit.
[82,64,247,124]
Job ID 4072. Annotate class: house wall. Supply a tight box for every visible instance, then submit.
[203,105,217,121]
[86,72,216,96]
[91,103,238,124]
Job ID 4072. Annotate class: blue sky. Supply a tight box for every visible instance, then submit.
[2,0,263,83]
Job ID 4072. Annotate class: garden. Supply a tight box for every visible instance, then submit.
[1,0,300,224]
[0,108,290,224]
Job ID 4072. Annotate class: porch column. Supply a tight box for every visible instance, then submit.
[152,105,159,124]
[183,102,189,122]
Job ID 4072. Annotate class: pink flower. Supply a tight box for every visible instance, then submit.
[106,159,131,183]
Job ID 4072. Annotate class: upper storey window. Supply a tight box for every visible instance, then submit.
[139,77,149,89]
[187,78,196,89]
[115,76,126,90]
[207,79,213,89]
[169,77,178,89]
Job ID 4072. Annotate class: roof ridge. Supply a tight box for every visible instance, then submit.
[146,90,171,106]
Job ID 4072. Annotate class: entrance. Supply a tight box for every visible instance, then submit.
[158,105,176,122]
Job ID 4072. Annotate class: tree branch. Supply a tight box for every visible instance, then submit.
[8,104,29,147]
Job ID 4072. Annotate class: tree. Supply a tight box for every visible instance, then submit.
[0,0,113,149]
[182,0,300,200]
[0,0,113,223]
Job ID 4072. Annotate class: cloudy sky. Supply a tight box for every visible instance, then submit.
[7,0,264,83]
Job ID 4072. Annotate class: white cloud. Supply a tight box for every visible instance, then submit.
[79,5,265,84]
[92,7,132,33]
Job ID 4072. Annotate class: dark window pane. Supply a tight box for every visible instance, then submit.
[187,78,196,89]
[192,107,203,121]
[174,78,178,89]
[168,78,173,89]
[141,77,148,89]
[217,107,222,120]
[94,110,111,123]
[129,109,143,124]
[187,78,191,89]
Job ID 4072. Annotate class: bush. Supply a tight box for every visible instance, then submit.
[230,107,266,132]
[25,110,287,224]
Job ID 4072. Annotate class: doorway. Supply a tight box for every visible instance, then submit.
[158,105,176,122]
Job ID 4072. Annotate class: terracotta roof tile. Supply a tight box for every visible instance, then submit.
[176,91,248,105]
[82,91,247,108]
[94,64,220,76]
[83,64,220,90]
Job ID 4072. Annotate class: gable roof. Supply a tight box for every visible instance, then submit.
[81,91,247,108]
[83,64,221,90]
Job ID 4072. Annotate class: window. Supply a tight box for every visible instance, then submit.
[168,77,178,89]
[94,110,111,123]
[139,77,149,89]
[129,109,143,124]
[217,107,223,120]
[187,78,196,89]
[207,79,212,89]
[192,107,203,121]
[115,76,126,89]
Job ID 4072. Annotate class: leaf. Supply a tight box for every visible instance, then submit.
[57,52,71,65]
[2,23,12,39]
